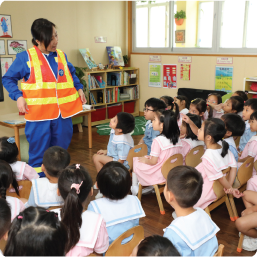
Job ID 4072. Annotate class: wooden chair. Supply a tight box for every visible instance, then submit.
[0,238,6,253]
[185,145,205,167]
[237,233,244,253]
[6,180,32,199]
[138,154,183,215]
[234,136,241,147]
[126,144,148,172]
[204,167,236,221]
[48,206,63,211]
[213,244,225,256]
[105,225,144,256]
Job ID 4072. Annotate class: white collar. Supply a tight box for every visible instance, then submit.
[155,135,182,150]
[249,135,257,143]
[221,137,236,149]
[182,138,204,149]
[111,129,134,147]
[245,120,250,129]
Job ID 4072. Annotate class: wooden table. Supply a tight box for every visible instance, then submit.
[0,109,95,160]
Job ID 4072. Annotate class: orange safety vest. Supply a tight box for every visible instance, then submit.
[21,46,83,121]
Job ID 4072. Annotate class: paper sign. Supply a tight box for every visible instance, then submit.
[163,64,177,89]
[149,55,161,62]
[149,63,161,87]
[94,36,107,43]
[178,56,192,63]
[215,66,233,93]
[217,57,233,64]
[180,64,191,81]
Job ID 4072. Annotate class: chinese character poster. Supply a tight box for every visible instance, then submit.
[180,64,191,81]
[163,64,177,89]
[215,66,233,93]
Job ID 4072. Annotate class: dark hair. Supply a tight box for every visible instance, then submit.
[156,110,180,145]
[58,164,93,253]
[244,99,257,112]
[167,166,203,208]
[0,198,11,239]
[43,146,70,178]
[204,118,229,157]
[116,112,135,134]
[145,97,167,112]
[234,90,248,101]
[176,95,189,109]
[0,137,19,164]
[229,96,244,113]
[96,161,131,200]
[182,113,201,140]
[160,96,180,120]
[4,207,67,256]
[31,18,56,49]
[0,160,19,197]
[191,98,213,118]
[137,235,180,256]
[250,111,257,121]
[222,113,245,137]
[208,93,222,104]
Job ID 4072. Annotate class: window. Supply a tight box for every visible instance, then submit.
[132,1,257,54]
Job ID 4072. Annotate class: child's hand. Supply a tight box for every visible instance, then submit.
[138,157,148,163]
[181,113,192,124]
[232,188,244,198]
[97,149,107,155]
[180,134,186,139]
[224,187,233,194]
[214,103,224,111]
[238,151,242,157]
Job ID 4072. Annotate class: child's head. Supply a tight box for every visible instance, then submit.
[174,95,189,111]
[0,137,19,164]
[153,109,180,145]
[0,160,19,197]
[180,113,201,140]
[189,98,213,119]
[132,235,180,256]
[0,198,11,241]
[232,90,248,102]
[4,206,67,256]
[249,111,257,132]
[160,95,174,110]
[109,112,135,134]
[207,93,222,105]
[42,146,70,180]
[242,99,257,121]
[221,113,245,137]
[198,118,229,157]
[223,96,244,114]
[144,98,166,121]
[58,163,93,253]
[96,161,131,200]
[164,165,203,209]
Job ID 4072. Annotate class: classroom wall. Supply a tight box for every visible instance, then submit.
[0,1,126,137]
[131,54,257,111]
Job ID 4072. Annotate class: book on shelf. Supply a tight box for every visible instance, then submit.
[105,89,114,103]
[89,92,97,105]
[107,72,121,86]
[119,93,130,101]
[88,75,106,89]
[106,46,124,66]
[123,85,139,100]
[79,49,97,69]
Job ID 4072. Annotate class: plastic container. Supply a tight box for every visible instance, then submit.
[124,101,135,113]
[107,104,122,119]
[129,78,137,84]
[91,107,106,122]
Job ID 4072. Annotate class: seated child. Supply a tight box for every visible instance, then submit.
[232,90,248,102]
[238,99,257,152]
[222,96,244,117]
[0,160,25,220]
[180,113,204,163]
[131,235,180,256]
[235,190,257,251]
[194,118,242,209]
[132,109,182,196]
[4,207,67,256]
[138,98,167,155]
[55,163,109,256]
[160,95,174,110]
[163,165,220,256]
[88,161,145,244]
[206,93,223,119]
[26,146,70,209]
[174,95,189,115]
[220,113,245,161]
[0,198,11,256]
[0,137,39,181]
[189,98,213,121]
[93,112,135,176]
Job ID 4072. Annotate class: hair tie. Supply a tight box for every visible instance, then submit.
[165,108,168,110]
[244,101,246,103]
[17,215,23,219]
[206,103,208,106]
[7,137,15,144]
[191,99,196,103]
[76,164,80,169]
[46,210,49,212]
[71,181,83,194]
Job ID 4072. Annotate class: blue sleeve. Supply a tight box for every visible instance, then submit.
[87,202,96,212]
[25,189,37,208]
[117,143,131,161]
[229,145,238,162]
[239,129,256,152]
[65,53,83,91]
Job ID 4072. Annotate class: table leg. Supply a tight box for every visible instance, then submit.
[88,112,92,149]
[14,127,21,161]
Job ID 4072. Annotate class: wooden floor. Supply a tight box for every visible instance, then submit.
[69,126,254,256]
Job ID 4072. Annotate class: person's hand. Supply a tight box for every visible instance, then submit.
[242,206,255,217]
[228,188,243,198]
[138,156,148,163]
[17,96,29,114]
[224,187,233,194]
[214,103,224,111]
[97,150,107,155]
[78,89,87,104]
[180,134,186,139]
[181,113,192,124]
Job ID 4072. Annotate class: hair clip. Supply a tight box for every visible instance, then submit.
[76,164,80,169]
[191,99,195,103]
[206,104,208,106]
[165,108,168,110]
[17,215,23,219]
[71,181,83,194]
[55,214,58,218]
[244,101,246,103]
[7,137,15,144]
[46,210,49,212]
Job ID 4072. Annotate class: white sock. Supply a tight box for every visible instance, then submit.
[132,172,138,186]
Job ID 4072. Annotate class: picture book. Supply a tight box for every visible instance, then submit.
[79,49,97,69]
[106,46,124,66]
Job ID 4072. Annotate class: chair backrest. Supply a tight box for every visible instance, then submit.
[105,225,144,256]
[214,244,224,256]
[161,154,183,180]
[213,167,230,200]
[126,144,148,171]
[6,180,32,199]
[48,206,62,211]
[185,145,205,167]
[0,238,6,253]
[237,157,254,187]
[234,136,240,147]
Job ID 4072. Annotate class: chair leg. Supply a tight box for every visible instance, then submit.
[228,194,239,220]
[237,233,244,253]
[153,185,165,215]
[138,184,142,201]
[225,195,235,221]
[204,207,211,217]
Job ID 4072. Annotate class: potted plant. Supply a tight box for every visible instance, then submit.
[74,66,89,103]
[123,55,129,67]
[174,10,186,26]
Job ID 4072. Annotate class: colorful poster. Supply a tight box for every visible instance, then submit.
[0,15,12,38]
[163,64,177,89]
[215,66,233,93]
[149,63,161,87]
[180,64,191,81]
[1,57,12,76]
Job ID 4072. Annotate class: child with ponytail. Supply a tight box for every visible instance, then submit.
[56,163,109,256]
[189,98,213,121]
